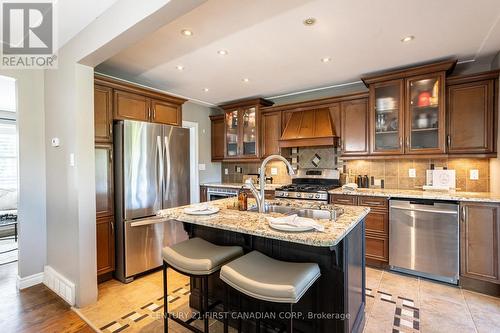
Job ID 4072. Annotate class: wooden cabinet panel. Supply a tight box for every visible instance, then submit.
[200,186,207,203]
[95,144,114,218]
[366,234,389,263]
[210,115,225,161]
[341,98,369,155]
[365,211,389,235]
[97,216,115,275]
[447,80,495,154]
[261,111,281,157]
[461,203,500,283]
[358,196,388,209]
[114,90,150,122]
[94,84,113,143]
[330,194,358,205]
[151,99,182,126]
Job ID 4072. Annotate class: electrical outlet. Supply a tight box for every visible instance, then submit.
[198,163,206,171]
[224,168,228,175]
[409,168,416,178]
[470,169,479,180]
[374,179,381,186]
[235,166,242,173]
[271,167,278,175]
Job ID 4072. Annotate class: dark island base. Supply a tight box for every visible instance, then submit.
[183,219,366,333]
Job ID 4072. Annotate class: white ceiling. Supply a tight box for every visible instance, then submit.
[56,0,119,48]
[96,0,500,105]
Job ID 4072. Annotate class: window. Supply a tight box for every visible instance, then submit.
[0,76,17,211]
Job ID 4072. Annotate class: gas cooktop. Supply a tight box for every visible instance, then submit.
[274,169,340,202]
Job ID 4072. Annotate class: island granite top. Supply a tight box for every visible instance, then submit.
[157,198,369,247]
[329,188,500,203]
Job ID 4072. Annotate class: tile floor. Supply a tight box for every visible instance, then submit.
[78,267,500,333]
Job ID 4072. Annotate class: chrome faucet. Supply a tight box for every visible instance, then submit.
[245,154,295,213]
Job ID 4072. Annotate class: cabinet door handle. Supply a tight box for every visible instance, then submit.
[447,135,451,147]
[399,137,403,148]
[109,124,113,136]
[148,107,151,119]
[153,107,156,119]
[461,206,466,222]
[110,221,114,234]
[406,137,410,149]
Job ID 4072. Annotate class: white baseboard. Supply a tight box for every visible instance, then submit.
[17,272,44,290]
[43,265,76,306]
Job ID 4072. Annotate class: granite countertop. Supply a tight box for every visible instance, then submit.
[157,198,370,247]
[329,188,500,203]
[201,182,285,190]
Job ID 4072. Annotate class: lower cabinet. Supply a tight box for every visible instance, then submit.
[460,202,500,284]
[200,186,208,203]
[96,216,115,276]
[330,194,389,265]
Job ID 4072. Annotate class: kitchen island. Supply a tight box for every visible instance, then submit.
[158,198,370,333]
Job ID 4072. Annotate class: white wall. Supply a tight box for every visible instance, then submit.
[182,101,221,185]
[0,69,47,279]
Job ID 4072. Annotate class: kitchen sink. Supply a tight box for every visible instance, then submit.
[248,204,342,221]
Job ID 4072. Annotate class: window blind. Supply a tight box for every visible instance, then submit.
[0,122,17,190]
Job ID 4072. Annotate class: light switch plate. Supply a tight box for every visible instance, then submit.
[51,137,60,147]
[271,167,278,175]
[470,169,479,180]
[198,164,206,171]
[69,153,75,167]
[224,168,228,175]
[409,168,416,178]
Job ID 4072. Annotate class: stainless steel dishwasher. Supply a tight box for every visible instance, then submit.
[389,199,459,284]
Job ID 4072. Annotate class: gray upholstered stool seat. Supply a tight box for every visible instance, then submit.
[162,237,243,275]
[220,251,321,304]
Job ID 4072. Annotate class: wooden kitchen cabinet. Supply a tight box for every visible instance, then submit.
[447,72,498,155]
[113,89,150,122]
[330,194,389,265]
[200,186,208,203]
[219,98,273,161]
[94,84,113,143]
[341,98,369,156]
[460,202,500,284]
[95,143,114,218]
[96,216,115,275]
[260,111,282,157]
[210,115,225,161]
[150,99,182,126]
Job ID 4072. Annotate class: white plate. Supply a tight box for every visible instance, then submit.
[183,206,220,215]
[268,223,314,232]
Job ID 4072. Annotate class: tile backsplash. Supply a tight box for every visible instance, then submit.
[221,161,292,184]
[345,158,489,192]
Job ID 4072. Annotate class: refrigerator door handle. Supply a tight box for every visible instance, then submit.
[157,135,164,199]
[164,135,171,201]
[130,216,167,227]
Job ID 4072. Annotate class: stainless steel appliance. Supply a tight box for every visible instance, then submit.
[389,199,459,284]
[275,169,340,203]
[114,120,190,283]
[207,187,238,201]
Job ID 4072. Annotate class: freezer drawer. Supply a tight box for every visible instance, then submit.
[124,217,188,278]
[389,199,459,284]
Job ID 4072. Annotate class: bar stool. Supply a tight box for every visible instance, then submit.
[220,251,321,333]
[162,237,243,333]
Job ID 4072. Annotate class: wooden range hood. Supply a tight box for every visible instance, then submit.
[279,108,338,148]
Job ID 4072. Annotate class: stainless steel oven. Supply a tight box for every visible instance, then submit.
[207,187,238,201]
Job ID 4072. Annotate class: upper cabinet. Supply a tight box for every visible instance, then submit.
[219,98,273,161]
[447,72,498,155]
[370,80,404,155]
[94,84,113,143]
[95,74,186,126]
[260,111,282,158]
[341,98,369,156]
[210,114,225,161]
[362,59,456,157]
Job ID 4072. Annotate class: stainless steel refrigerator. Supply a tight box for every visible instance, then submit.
[114,120,190,283]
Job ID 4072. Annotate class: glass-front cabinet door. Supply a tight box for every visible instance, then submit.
[405,73,446,154]
[370,80,404,154]
[241,107,257,156]
[225,110,239,157]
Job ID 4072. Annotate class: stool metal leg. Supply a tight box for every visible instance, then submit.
[285,304,293,333]
[163,262,169,333]
[203,276,209,333]
[223,283,229,333]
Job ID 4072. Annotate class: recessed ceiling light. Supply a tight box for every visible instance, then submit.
[242,78,250,83]
[176,65,184,71]
[217,50,228,55]
[203,88,209,92]
[181,29,193,36]
[401,35,415,43]
[321,57,331,63]
[303,17,316,26]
